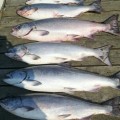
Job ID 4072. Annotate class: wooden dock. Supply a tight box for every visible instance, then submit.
[0,0,120,120]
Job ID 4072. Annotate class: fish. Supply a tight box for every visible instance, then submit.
[17,0,102,20]
[3,65,120,93]
[0,93,120,120]
[5,42,112,65]
[11,14,120,42]
[26,0,84,5]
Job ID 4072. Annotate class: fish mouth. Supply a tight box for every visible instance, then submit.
[11,26,18,34]
[17,9,28,16]
[5,53,21,60]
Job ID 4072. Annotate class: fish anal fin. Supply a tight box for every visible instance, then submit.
[58,114,71,119]
[90,85,102,92]
[64,87,76,93]
[80,115,92,120]
[67,34,80,40]
[22,80,42,86]
[53,12,64,18]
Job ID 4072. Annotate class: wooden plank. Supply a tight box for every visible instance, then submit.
[5,0,120,7]
[0,54,29,68]
[2,6,120,22]
[2,0,120,19]
[0,16,30,28]
[0,14,120,28]
[6,0,26,6]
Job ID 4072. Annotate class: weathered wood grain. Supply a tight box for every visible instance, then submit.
[0,16,30,27]
[2,7,120,22]
[0,15,120,28]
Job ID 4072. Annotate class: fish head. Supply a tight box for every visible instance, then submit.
[11,23,32,38]
[5,46,28,61]
[17,5,37,17]
[3,70,27,85]
[0,96,22,111]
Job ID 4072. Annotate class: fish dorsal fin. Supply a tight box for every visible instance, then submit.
[22,80,42,86]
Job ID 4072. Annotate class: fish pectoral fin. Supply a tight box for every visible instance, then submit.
[58,114,71,119]
[34,30,49,36]
[26,53,41,60]
[23,80,42,86]
[15,106,35,112]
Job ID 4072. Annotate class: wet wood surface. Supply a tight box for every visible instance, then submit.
[0,0,120,120]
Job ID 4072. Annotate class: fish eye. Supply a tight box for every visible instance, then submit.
[16,25,22,30]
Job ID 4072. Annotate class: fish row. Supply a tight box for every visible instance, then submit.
[0,0,120,120]
[1,65,120,119]
[11,0,119,42]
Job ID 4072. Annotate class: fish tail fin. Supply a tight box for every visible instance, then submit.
[101,97,120,116]
[94,45,112,66]
[89,0,102,13]
[103,14,120,36]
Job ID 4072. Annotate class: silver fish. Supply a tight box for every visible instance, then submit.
[26,0,84,5]
[11,14,120,42]
[5,42,111,65]
[0,94,120,120]
[3,65,120,93]
[17,0,101,20]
